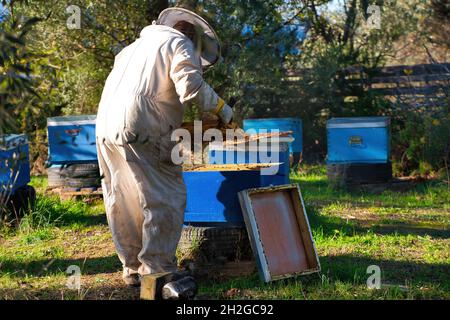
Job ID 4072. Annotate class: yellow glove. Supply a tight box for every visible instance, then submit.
[214,98,233,124]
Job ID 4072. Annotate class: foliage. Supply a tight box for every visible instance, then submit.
[425,0,449,50]
[0,3,65,172]
[392,112,450,178]
[18,194,86,232]
[281,1,430,159]
[0,14,41,134]
[12,1,151,116]
[5,0,169,170]
[1,0,448,175]
[178,0,304,121]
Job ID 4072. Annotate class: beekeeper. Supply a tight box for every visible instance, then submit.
[96,7,233,286]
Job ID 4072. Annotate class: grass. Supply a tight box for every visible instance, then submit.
[0,165,448,300]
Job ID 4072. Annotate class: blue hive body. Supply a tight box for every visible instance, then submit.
[190,139,292,225]
[327,117,390,164]
[0,134,31,193]
[47,115,97,164]
[243,118,302,159]
[183,168,283,226]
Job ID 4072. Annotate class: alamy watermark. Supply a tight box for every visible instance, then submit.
[66,265,81,290]
[66,5,81,30]
[366,265,381,289]
[366,5,381,30]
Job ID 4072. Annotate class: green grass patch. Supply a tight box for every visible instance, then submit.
[5,193,106,237]
[20,228,56,244]
[292,165,450,209]
[0,166,448,300]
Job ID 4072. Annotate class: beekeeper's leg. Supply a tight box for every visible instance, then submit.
[97,141,143,284]
[140,162,186,274]
[125,141,187,275]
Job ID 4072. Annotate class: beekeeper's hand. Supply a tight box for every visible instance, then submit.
[215,98,233,125]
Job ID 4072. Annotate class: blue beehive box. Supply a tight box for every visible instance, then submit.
[47,115,97,164]
[0,134,31,193]
[327,117,390,164]
[243,118,302,161]
[183,165,283,226]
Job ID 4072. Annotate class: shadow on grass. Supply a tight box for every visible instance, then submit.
[200,254,449,299]
[318,254,450,287]
[1,253,448,300]
[0,255,122,278]
[57,212,108,228]
[0,285,141,300]
[2,251,449,288]
[306,205,450,239]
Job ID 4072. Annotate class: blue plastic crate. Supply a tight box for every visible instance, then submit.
[243,118,302,158]
[327,117,390,164]
[0,134,30,193]
[183,167,284,226]
[47,115,97,164]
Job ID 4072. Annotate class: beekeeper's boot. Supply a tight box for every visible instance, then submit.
[123,269,141,287]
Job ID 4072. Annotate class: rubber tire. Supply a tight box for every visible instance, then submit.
[59,163,100,179]
[47,163,101,188]
[178,227,252,263]
[6,185,36,222]
[66,177,101,189]
[327,162,392,186]
[47,166,67,188]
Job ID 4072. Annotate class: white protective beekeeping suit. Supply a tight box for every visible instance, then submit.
[96,8,232,284]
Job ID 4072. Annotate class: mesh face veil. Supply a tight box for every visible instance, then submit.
[156,7,221,70]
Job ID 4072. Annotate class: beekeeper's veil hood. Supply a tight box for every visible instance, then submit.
[156,7,221,70]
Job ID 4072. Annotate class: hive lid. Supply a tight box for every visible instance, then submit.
[47,115,97,126]
[209,140,292,152]
[0,134,28,150]
[327,116,390,129]
[238,183,321,282]
[222,131,294,147]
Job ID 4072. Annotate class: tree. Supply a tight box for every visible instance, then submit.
[14,0,167,116]
[184,0,305,121]
[0,13,43,134]
[14,0,305,122]
[4,0,447,175]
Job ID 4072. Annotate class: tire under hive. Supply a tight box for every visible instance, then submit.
[177,226,255,280]
[47,163,102,201]
[327,162,393,189]
[47,163,101,189]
